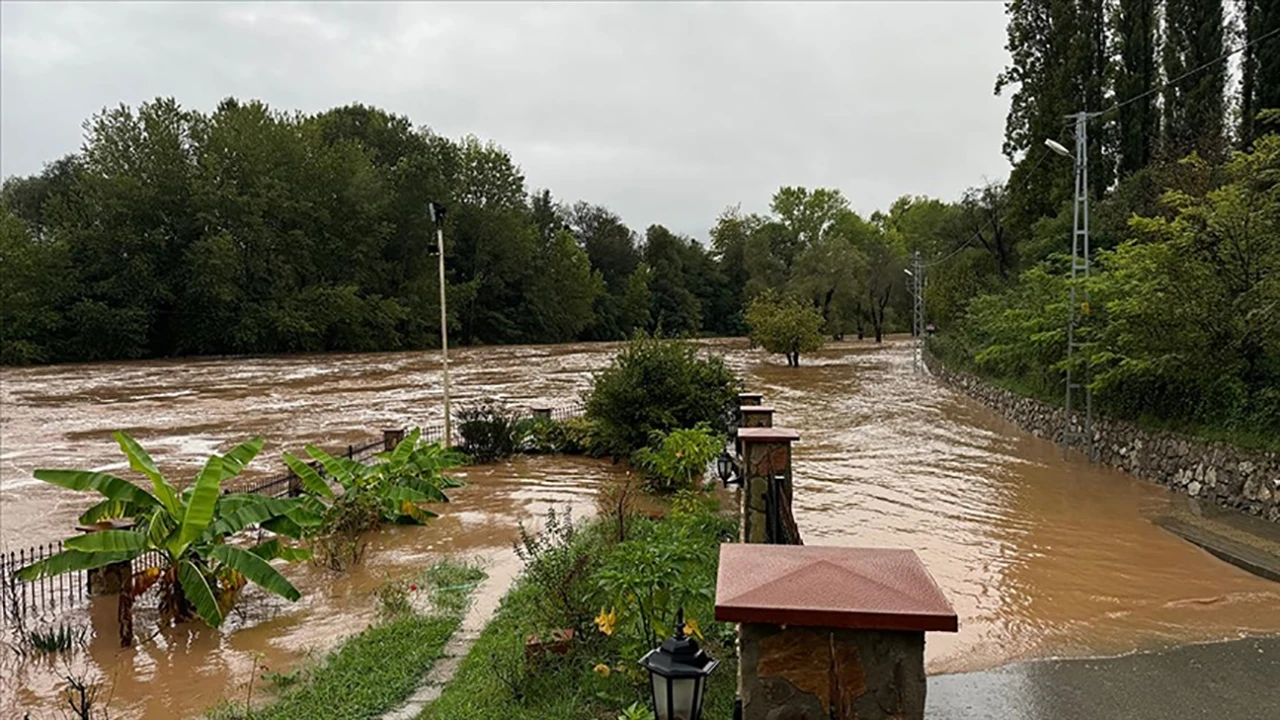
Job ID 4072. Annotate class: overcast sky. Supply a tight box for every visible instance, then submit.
[1,1,1012,240]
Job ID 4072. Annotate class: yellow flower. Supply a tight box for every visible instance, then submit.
[683,616,705,642]
[594,607,617,636]
[593,663,611,676]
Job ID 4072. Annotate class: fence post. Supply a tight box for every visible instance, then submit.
[77,521,135,597]
[738,427,801,545]
[383,428,406,453]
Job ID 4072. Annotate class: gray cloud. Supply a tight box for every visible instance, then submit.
[1,1,1012,239]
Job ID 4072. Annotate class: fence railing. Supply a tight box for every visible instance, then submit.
[0,400,585,627]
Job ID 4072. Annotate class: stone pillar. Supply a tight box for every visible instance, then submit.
[738,427,800,545]
[531,406,553,421]
[383,428,406,452]
[77,520,135,597]
[739,392,764,408]
[740,406,774,428]
[717,545,958,720]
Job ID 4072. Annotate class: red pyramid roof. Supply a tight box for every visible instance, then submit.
[715,545,957,632]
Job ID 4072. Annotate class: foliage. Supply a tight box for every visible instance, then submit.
[373,575,415,621]
[745,291,825,367]
[0,100,749,366]
[418,499,738,720]
[585,333,739,457]
[456,400,524,462]
[938,134,1280,450]
[285,428,465,531]
[557,416,607,457]
[631,425,723,492]
[18,432,316,628]
[594,494,735,654]
[513,508,597,633]
[27,623,85,654]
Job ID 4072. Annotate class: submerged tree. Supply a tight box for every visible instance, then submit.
[746,291,825,367]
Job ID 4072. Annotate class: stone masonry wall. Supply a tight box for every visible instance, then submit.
[924,352,1280,523]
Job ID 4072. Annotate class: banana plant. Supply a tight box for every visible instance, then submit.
[283,427,465,525]
[17,431,321,628]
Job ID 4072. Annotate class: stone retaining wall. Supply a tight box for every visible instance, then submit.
[924,352,1280,523]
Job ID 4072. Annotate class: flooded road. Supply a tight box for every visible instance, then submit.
[4,337,1280,717]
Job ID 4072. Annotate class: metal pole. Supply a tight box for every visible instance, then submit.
[1064,111,1094,459]
[437,225,452,448]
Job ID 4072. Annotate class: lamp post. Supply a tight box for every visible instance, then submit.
[638,609,719,720]
[1045,112,1095,459]
[429,201,452,448]
[716,449,741,488]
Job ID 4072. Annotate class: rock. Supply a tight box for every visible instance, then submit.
[1188,481,1202,497]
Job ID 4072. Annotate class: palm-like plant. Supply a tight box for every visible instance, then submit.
[17,432,320,628]
[283,428,464,526]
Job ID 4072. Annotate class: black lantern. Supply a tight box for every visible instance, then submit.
[716,449,740,488]
[638,609,719,720]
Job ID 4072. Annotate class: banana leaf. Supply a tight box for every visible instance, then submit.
[63,529,149,553]
[114,431,181,516]
[178,559,223,627]
[208,544,301,601]
[34,470,160,510]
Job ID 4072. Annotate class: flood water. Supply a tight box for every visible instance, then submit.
[4,337,1280,717]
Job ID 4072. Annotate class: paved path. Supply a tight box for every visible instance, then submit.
[381,554,520,720]
[927,636,1280,720]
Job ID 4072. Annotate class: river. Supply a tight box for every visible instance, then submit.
[3,337,1279,718]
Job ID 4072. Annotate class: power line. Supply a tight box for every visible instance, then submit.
[1096,24,1280,122]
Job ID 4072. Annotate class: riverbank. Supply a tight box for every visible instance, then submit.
[924,349,1280,523]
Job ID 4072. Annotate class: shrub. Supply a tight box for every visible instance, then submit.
[631,424,723,492]
[27,623,84,654]
[457,399,523,462]
[513,508,597,633]
[521,417,567,454]
[585,333,739,457]
[560,416,606,456]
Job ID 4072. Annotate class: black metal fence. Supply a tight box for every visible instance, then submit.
[0,401,586,626]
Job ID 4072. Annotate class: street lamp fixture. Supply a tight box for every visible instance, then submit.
[638,609,719,720]
[1043,138,1071,158]
[716,449,741,488]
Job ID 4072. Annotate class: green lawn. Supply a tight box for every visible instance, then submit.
[210,561,484,720]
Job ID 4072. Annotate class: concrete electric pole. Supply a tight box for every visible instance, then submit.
[429,201,452,448]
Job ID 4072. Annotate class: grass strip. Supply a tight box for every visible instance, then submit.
[211,560,484,720]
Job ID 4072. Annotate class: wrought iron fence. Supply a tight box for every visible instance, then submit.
[0,400,587,623]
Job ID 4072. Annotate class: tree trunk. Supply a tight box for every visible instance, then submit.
[118,578,134,647]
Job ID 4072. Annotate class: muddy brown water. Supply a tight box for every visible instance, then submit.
[4,338,1280,718]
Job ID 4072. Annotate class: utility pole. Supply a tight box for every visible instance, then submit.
[429,201,452,448]
[1062,112,1094,458]
[904,251,923,373]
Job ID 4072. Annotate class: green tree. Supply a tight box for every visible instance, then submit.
[1115,0,1159,176]
[1162,0,1227,159]
[746,291,825,367]
[642,225,702,336]
[526,229,605,342]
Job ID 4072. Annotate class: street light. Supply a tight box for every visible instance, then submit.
[1044,138,1071,158]
[638,609,719,720]
[429,201,452,448]
[716,449,741,488]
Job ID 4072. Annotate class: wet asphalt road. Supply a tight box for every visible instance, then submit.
[927,636,1280,719]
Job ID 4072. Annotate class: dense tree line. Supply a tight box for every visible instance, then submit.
[0,100,724,363]
[923,0,1280,445]
[1,99,927,365]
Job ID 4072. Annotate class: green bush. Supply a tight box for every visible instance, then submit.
[457,399,524,462]
[513,508,598,633]
[559,417,606,457]
[631,424,723,492]
[584,333,739,457]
